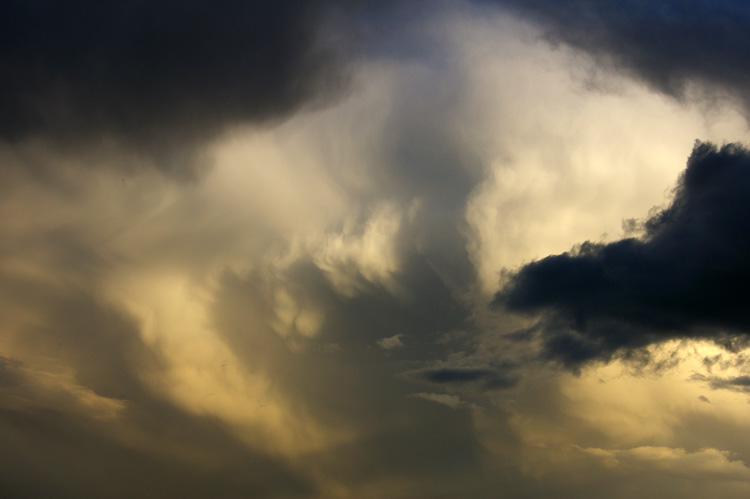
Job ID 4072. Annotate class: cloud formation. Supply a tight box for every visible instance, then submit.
[412,367,519,390]
[0,0,354,173]
[377,334,404,349]
[3,2,750,497]
[497,0,750,119]
[691,373,750,393]
[496,142,750,368]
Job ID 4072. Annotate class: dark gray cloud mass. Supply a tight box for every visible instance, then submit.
[495,142,750,368]
[0,0,355,171]
[495,0,750,117]
[412,367,519,391]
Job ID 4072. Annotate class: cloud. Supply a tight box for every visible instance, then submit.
[0,22,492,493]
[3,2,750,496]
[690,373,750,393]
[495,0,750,120]
[411,367,519,390]
[377,334,404,350]
[495,142,750,368]
[0,0,357,174]
[591,446,750,481]
[0,283,317,498]
[410,392,464,409]
[0,355,126,420]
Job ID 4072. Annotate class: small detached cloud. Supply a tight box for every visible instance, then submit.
[495,142,750,369]
[377,334,404,350]
[410,367,519,391]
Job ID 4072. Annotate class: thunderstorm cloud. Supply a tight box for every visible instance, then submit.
[2,1,750,497]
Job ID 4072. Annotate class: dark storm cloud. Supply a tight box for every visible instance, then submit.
[412,367,519,390]
[0,0,355,171]
[494,142,750,368]
[424,368,493,383]
[495,0,750,117]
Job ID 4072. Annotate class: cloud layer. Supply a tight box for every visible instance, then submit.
[2,1,750,497]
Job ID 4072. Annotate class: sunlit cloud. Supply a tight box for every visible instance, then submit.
[2,1,750,497]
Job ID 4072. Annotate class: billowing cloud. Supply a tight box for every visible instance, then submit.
[495,142,750,368]
[691,373,750,394]
[0,0,358,175]
[0,284,316,498]
[496,0,750,120]
[3,1,750,497]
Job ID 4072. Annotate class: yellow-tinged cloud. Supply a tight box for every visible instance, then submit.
[313,203,404,297]
[107,269,354,457]
[2,4,750,497]
[0,356,126,421]
[453,11,748,294]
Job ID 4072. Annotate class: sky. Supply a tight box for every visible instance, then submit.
[2,1,750,497]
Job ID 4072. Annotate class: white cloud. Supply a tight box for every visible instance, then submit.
[376,334,404,350]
